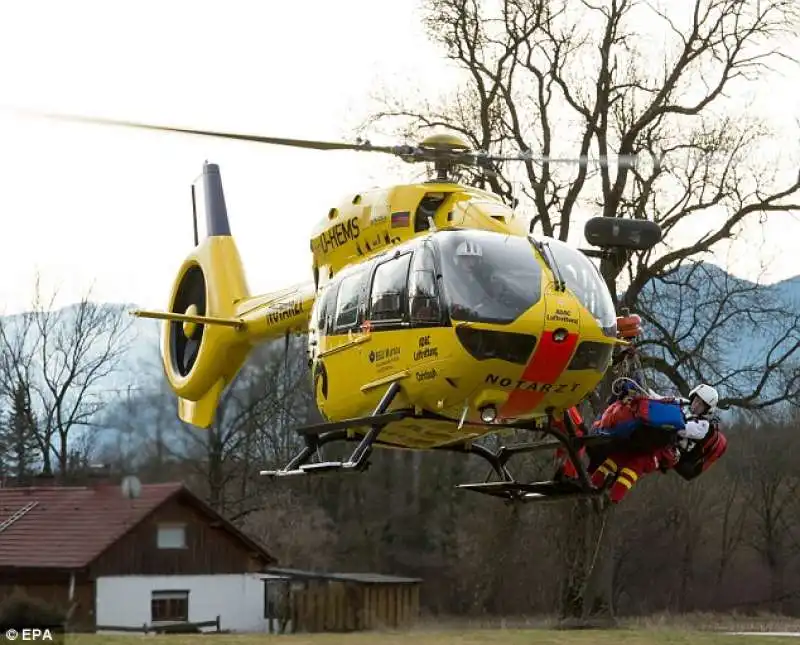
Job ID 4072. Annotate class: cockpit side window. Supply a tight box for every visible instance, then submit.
[545,238,617,336]
[369,252,412,323]
[334,272,363,331]
[317,282,339,335]
[408,244,442,324]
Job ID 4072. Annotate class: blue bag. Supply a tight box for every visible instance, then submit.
[639,398,686,432]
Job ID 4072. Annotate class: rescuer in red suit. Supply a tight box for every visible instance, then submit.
[587,382,724,503]
[590,442,680,503]
[554,386,683,503]
[552,312,727,503]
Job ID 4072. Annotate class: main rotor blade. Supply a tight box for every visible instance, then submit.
[18,109,402,154]
[483,153,639,168]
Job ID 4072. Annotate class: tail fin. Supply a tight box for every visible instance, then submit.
[133,162,315,428]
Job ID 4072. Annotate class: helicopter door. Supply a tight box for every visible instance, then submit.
[309,281,337,413]
[408,243,444,327]
[312,266,371,419]
[364,251,412,379]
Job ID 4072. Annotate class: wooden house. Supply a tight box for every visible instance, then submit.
[0,481,277,632]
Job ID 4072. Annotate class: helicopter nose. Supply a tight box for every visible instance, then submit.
[495,327,580,419]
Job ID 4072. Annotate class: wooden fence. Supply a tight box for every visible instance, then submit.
[95,615,221,634]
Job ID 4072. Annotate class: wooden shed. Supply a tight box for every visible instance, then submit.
[263,567,421,633]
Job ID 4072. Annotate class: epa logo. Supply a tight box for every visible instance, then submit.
[4,628,54,641]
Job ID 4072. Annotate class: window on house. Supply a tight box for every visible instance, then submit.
[151,590,189,623]
[370,253,411,322]
[156,523,186,549]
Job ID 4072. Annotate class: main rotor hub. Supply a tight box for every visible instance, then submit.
[418,133,472,153]
[413,133,476,183]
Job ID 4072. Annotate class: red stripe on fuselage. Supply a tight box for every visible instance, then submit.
[498,330,579,419]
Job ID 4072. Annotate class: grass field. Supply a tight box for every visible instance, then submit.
[26,615,800,645]
[55,629,800,645]
[49,617,800,645]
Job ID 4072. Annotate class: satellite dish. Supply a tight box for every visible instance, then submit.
[120,475,142,499]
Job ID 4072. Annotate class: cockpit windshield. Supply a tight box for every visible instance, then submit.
[545,238,617,336]
[435,230,543,325]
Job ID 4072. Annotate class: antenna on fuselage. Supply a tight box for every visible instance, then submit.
[190,184,199,247]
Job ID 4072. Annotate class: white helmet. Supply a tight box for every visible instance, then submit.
[689,383,719,412]
[456,240,483,259]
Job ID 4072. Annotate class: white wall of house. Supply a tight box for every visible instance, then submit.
[95,573,286,633]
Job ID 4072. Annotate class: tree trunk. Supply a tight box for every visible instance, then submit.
[557,499,616,621]
[557,359,621,623]
[768,551,785,613]
[207,427,225,512]
[58,430,69,479]
[578,503,617,624]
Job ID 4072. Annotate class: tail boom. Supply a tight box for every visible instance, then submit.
[131,276,317,339]
[234,281,316,343]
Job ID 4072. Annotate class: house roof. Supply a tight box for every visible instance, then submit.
[264,567,422,585]
[0,482,275,569]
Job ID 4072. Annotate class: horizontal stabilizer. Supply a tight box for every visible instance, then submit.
[131,309,246,330]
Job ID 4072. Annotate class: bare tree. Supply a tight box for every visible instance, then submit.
[363,0,800,405]
[739,415,800,610]
[0,278,134,477]
[171,335,316,518]
[712,465,748,595]
[240,488,338,570]
[93,382,181,479]
[636,261,800,409]
[360,0,799,617]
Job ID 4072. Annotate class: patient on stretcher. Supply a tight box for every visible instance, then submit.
[556,377,728,503]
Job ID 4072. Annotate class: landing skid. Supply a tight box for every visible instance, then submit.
[438,420,612,503]
[259,382,614,503]
[456,480,593,502]
[260,382,404,477]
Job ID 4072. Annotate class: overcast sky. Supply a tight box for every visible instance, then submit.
[1,0,798,316]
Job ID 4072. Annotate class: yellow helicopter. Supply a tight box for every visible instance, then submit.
[35,112,662,502]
